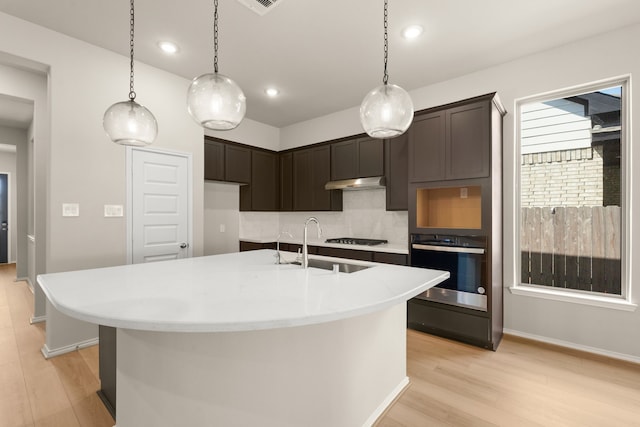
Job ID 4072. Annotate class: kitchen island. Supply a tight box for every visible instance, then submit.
[38,250,448,427]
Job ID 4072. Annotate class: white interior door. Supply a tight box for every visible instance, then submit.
[129,148,191,264]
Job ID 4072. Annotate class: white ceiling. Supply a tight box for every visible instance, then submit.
[0,0,639,128]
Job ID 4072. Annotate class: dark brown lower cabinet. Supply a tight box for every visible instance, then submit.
[407,300,497,350]
[373,252,407,265]
[239,241,277,251]
[239,241,407,266]
[315,246,373,261]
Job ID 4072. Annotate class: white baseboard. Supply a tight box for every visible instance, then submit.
[30,315,46,324]
[15,276,34,293]
[364,376,410,427]
[504,329,640,364]
[40,337,99,359]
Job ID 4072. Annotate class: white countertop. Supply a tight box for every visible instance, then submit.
[240,236,409,254]
[37,250,447,333]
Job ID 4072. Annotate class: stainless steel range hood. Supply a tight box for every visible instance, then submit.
[324,176,386,191]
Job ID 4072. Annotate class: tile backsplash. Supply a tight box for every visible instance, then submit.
[239,189,408,245]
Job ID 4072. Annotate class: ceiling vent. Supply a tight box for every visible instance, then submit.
[237,0,283,16]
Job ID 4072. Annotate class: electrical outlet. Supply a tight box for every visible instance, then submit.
[104,204,124,217]
[62,203,79,217]
[460,187,468,199]
[220,224,226,233]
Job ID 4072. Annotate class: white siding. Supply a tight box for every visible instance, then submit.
[521,99,593,154]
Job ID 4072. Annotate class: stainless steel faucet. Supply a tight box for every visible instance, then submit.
[275,231,293,264]
[302,217,322,268]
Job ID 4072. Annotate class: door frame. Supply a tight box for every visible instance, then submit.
[0,171,10,264]
[126,146,193,264]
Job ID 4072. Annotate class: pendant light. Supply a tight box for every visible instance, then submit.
[103,0,158,146]
[359,0,414,139]
[187,0,246,130]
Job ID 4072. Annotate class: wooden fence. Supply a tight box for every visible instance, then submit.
[521,206,621,294]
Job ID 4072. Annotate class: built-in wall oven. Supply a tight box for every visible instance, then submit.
[410,234,487,311]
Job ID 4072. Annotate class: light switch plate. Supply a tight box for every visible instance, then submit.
[220,224,226,233]
[62,203,79,217]
[104,204,124,217]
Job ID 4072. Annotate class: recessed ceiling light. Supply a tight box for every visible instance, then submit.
[402,25,423,40]
[265,87,279,97]
[158,41,179,54]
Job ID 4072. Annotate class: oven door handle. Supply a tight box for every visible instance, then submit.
[412,243,485,254]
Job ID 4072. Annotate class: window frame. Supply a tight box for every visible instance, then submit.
[510,76,635,311]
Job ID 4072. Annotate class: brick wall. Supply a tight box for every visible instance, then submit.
[521,146,604,207]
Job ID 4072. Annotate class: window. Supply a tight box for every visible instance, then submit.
[517,79,628,302]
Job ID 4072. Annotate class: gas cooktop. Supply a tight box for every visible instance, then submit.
[325,237,388,246]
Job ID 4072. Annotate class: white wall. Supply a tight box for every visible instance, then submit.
[26,123,35,288]
[205,118,280,151]
[0,60,45,311]
[203,181,240,255]
[279,24,640,360]
[0,11,206,354]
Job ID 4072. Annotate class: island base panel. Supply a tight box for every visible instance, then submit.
[116,304,407,427]
[97,325,116,418]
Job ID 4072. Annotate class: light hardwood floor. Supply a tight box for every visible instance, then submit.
[0,264,114,427]
[2,263,640,426]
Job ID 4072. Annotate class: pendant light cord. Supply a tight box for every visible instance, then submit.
[382,0,389,85]
[129,0,136,101]
[213,0,219,73]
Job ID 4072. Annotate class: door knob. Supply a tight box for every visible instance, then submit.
[180,242,189,249]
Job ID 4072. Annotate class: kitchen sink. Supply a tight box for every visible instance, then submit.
[292,258,371,273]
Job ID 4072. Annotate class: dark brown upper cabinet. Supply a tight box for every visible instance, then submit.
[385,132,409,210]
[330,137,384,181]
[204,138,250,184]
[293,146,342,211]
[409,99,490,183]
[204,139,225,181]
[248,150,279,211]
[446,101,490,180]
[224,144,251,184]
[409,112,446,182]
[279,152,293,211]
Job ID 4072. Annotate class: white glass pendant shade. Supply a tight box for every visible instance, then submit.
[187,72,246,130]
[103,100,158,146]
[360,83,414,139]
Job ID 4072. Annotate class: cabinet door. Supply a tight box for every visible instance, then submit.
[409,111,446,182]
[279,152,293,211]
[311,146,332,210]
[385,133,408,210]
[204,140,225,181]
[358,137,384,177]
[315,246,373,261]
[251,150,278,211]
[225,145,251,184]
[446,101,490,180]
[293,149,313,211]
[240,241,276,251]
[330,140,358,181]
[373,252,407,265]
